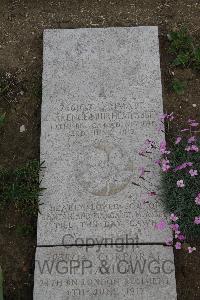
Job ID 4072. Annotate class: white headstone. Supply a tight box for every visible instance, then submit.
[34,27,177,300]
[38,27,171,245]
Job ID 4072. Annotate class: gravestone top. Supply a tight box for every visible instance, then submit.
[38,26,171,245]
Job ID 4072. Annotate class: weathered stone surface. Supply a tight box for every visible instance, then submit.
[38,27,171,245]
[34,245,177,300]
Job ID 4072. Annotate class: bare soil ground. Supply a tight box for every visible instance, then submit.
[0,0,200,299]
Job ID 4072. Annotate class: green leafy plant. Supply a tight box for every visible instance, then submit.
[161,139,200,238]
[168,27,193,55]
[0,160,45,217]
[168,27,193,67]
[139,114,200,252]
[0,266,3,300]
[193,47,200,70]
[172,79,186,95]
[168,27,200,69]
[172,52,191,67]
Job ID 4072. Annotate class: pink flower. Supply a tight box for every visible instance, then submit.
[159,140,165,152]
[159,113,167,121]
[175,230,181,238]
[177,180,185,188]
[181,128,189,132]
[188,119,196,123]
[174,162,193,171]
[194,216,200,224]
[171,223,179,231]
[168,112,174,121]
[139,166,145,177]
[188,136,196,143]
[155,220,167,231]
[165,237,173,246]
[176,165,186,171]
[175,137,182,144]
[160,140,167,154]
[195,198,200,205]
[160,112,174,121]
[189,169,198,176]
[174,165,183,171]
[162,164,170,172]
[195,193,200,205]
[187,162,193,167]
[178,234,186,241]
[175,242,182,250]
[188,119,198,127]
[188,247,196,253]
[162,159,170,172]
[155,159,161,165]
[191,145,199,152]
[170,213,179,222]
[185,146,190,152]
[185,145,199,152]
[190,122,199,127]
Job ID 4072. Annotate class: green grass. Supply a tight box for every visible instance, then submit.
[168,27,193,54]
[193,47,200,70]
[168,27,200,70]
[0,160,45,217]
[161,139,200,238]
[172,79,186,95]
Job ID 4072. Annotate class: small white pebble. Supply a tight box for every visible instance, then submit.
[192,104,197,107]
[20,125,26,133]
[6,72,11,78]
